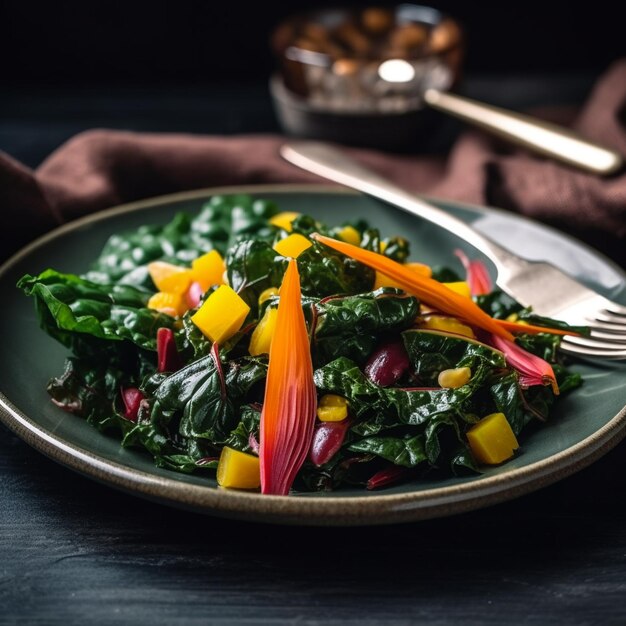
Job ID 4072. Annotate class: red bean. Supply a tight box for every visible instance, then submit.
[364,340,410,387]
[309,420,351,467]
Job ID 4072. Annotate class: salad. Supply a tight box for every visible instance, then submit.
[18,194,585,495]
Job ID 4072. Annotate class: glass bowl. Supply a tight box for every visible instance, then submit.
[270,4,464,150]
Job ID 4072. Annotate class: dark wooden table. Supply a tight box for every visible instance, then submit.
[2,76,626,625]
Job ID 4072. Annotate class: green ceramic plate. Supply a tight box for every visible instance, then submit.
[1,185,625,525]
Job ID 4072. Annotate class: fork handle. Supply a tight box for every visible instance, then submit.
[423,89,623,176]
[281,141,522,274]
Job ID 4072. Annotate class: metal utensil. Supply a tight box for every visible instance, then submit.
[423,89,622,176]
[281,140,626,359]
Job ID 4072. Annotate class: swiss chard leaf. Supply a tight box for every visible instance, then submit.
[87,195,279,287]
[297,242,375,298]
[148,353,267,442]
[225,240,288,311]
[401,329,506,386]
[18,270,175,352]
[313,289,419,364]
[348,435,427,467]
[314,357,492,440]
[47,357,129,433]
[223,405,261,454]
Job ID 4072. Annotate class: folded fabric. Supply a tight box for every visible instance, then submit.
[1,60,625,266]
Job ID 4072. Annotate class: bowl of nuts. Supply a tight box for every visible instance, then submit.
[270,5,464,151]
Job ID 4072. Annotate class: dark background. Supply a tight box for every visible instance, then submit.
[2,0,625,86]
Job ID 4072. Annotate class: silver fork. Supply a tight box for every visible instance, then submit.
[281,141,626,360]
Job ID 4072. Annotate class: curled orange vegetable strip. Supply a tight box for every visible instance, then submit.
[311,233,514,341]
[259,260,317,495]
[494,319,582,337]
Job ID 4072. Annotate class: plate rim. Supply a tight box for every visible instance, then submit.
[2,183,625,525]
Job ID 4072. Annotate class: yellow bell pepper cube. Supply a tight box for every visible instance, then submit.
[337,225,361,246]
[249,307,278,356]
[374,262,433,290]
[191,285,250,344]
[191,250,225,292]
[419,315,476,339]
[258,286,279,307]
[443,281,472,298]
[467,412,519,465]
[217,446,261,489]
[316,394,349,422]
[269,211,300,232]
[147,291,187,317]
[148,261,193,294]
[273,233,312,258]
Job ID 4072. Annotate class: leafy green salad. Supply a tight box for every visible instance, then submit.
[18,194,583,494]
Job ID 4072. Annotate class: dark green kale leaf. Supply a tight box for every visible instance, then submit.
[154,455,219,473]
[314,357,492,441]
[474,289,522,319]
[313,289,419,364]
[223,405,261,454]
[430,266,462,283]
[401,329,506,386]
[381,236,410,262]
[348,435,426,467]
[18,270,175,352]
[297,242,375,298]
[225,240,288,311]
[47,357,129,433]
[148,351,267,443]
[87,195,279,287]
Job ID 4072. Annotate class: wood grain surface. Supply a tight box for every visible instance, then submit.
[2,420,626,625]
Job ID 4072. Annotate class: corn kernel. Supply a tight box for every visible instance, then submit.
[249,307,278,356]
[217,446,260,489]
[316,394,349,422]
[191,285,250,343]
[258,287,279,307]
[148,261,193,294]
[273,233,313,258]
[467,412,519,465]
[438,366,471,389]
[269,211,300,232]
[191,250,225,291]
[443,281,472,298]
[337,225,361,246]
[418,315,476,339]
[147,291,187,317]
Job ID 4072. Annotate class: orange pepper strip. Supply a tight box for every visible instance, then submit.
[311,234,514,341]
[259,260,317,495]
[494,319,582,337]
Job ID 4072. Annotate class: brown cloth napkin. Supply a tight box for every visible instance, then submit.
[2,60,626,267]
